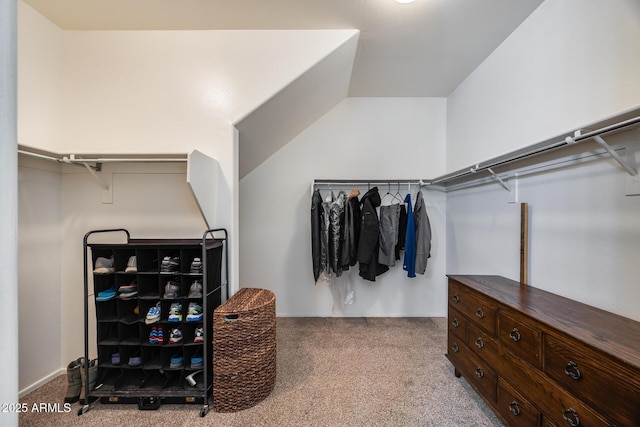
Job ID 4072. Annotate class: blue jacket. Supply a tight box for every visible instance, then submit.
[403,193,416,278]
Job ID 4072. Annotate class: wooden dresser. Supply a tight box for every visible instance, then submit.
[446,275,640,427]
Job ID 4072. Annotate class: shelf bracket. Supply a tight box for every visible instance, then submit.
[64,155,109,191]
[592,135,638,176]
[487,168,512,192]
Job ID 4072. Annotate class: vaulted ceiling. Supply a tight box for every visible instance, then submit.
[23,0,544,97]
[22,0,545,176]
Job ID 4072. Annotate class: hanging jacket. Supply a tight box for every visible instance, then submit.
[414,191,432,275]
[357,187,389,281]
[395,204,407,261]
[329,191,347,277]
[311,189,323,282]
[403,193,416,278]
[320,191,334,276]
[340,194,361,269]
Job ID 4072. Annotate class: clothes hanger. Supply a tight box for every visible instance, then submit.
[392,182,404,203]
[381,183,393,204]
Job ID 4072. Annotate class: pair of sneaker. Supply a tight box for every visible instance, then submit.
[96,286,117,302]
[149,326,164,344]
[160,256,180,273]
[118,280,137,299]
[164,278,201,299]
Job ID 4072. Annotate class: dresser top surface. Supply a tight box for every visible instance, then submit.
[448,274,640,369]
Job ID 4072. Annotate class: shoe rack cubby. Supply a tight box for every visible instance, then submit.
[80,228,228,417]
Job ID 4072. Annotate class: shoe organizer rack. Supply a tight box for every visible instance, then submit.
[79,228,228,417]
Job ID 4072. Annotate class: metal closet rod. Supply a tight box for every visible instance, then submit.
[18,148,187,164]
[314,179,421,185]
[427,114,640,186]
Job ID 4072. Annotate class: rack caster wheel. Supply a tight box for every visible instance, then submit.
[200,405,210,417]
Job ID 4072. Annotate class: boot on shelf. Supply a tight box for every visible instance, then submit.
[63,358,83,403]
[78,358,98,405]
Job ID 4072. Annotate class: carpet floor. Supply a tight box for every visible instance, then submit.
[19,317,503,426]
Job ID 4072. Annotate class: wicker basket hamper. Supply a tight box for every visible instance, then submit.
[213,288,276,412]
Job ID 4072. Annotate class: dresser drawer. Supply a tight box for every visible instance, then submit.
[467,323,500,364]
[447,331,465,362]
[543,389,612,427]
[497,377,541,427]
[498,310,541,368]
[448,306,467,341]
[544,334,640,426]
[448,334,498,402]
[449,280,497,335]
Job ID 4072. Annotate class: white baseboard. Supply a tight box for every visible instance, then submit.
[20,368,64,398]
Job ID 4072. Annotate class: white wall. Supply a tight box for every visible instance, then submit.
[15,2,357,393]
[17,0,64,151]
[17,3,239,393]
[447,131,640,322]
[17,158,62,394]
[59,162,209,366]
[240,98,448,317]
[445,0,640,321]
[447,0,640,172]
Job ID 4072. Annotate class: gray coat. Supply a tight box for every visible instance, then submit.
[414,191,432,274]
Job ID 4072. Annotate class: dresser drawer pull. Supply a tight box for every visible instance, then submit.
[509,328,521,342]
[564,361,582,380]
[451,343,459,353]
[508,401,521,416]
[562,407,580,426]
[475,367,484,378]
[451,318,459,328]
[475,337,484,349]
[476,308,484,319]
[452,294,460,303]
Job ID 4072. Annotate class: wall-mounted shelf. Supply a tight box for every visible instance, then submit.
[312,107,640,196]
[423,107,640,192]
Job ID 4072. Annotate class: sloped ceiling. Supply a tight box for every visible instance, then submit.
[22,0,544,176]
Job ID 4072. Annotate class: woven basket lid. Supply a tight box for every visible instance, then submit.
[215,288,275,314]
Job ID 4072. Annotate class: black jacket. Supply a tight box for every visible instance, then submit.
[340,195,361,269]
[357,187,389,281]
[310,189,323,282]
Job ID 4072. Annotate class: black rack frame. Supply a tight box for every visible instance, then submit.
[78,228,229,417]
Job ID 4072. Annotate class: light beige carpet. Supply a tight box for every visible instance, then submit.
[20,317,503,427]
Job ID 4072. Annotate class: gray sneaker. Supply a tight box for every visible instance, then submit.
[187,280,203,298]
[125,256,137,273]
[163,279,181,299]
[93,256,114,274]
[190,258,203,274]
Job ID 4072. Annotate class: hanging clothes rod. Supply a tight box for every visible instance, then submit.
[313,179,422,186]
[18,147,188,165]
[426,113,640,186]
